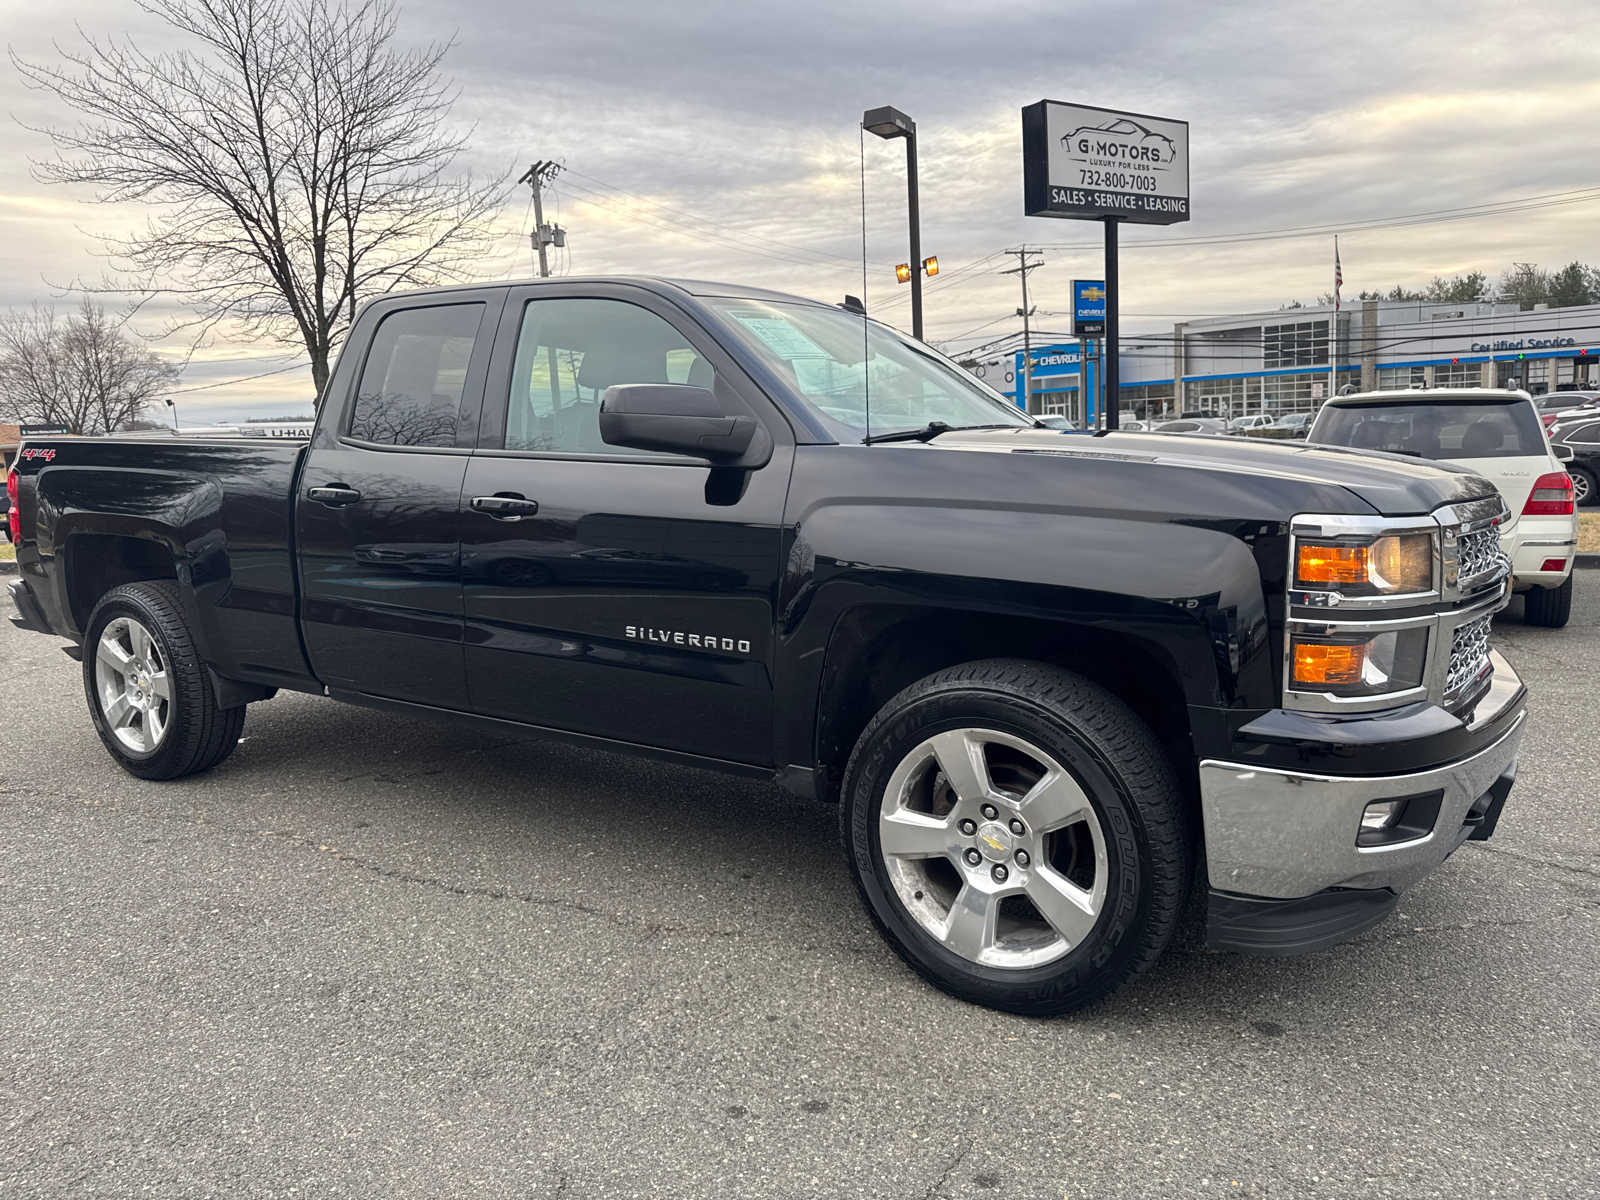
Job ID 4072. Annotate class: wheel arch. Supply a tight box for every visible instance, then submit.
[812,605,1200,813]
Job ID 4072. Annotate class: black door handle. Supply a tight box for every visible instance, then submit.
[307,484,363,506]
[471,493,540,520]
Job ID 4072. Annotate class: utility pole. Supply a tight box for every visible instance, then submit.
[1002,248,1044,415]
[517,160,564,278]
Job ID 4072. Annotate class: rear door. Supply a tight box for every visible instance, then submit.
[296,291,502,709]
[459,284,794,765]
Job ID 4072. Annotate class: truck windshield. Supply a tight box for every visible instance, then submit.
[707,298,1033,441]
[1311,397,1546,460]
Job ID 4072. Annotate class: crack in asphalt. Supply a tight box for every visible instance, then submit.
[0,781,751,942]
[917,1140,971,1200]
[1383,906,1596,940]
[1464,840,1600,882]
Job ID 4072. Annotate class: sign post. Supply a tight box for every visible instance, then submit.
[1023,101,1190,429]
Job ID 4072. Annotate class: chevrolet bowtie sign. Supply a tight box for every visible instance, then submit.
[1073,280,1108,337]
[1023,101,1191,226]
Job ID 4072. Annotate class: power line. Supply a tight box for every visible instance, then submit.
[1028,185,1600,253]
[564,167,894,269]
[168,361,309,394]
[557,182,862,274]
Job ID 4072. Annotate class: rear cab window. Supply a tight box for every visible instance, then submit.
[1311,396,1546,460]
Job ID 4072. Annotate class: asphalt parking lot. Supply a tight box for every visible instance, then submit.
[3,578,1597,1199]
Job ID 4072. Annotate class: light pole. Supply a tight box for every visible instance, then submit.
[863,106,926,340]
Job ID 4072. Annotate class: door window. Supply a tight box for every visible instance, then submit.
[348,303,485,447]
[502,298,713,454]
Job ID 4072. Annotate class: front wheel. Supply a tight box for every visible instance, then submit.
[83,581,246,780]
[841,659,1193,1016]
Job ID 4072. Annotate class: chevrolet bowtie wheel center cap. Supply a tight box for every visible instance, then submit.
[976,821,1014,863]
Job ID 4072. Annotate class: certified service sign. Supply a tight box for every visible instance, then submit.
[1023,101,1190,225]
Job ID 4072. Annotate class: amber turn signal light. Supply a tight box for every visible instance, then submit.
[1297,545,1369,586]
[1293,642,1366,687]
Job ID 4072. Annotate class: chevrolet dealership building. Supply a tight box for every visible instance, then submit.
[970,297,1600,424]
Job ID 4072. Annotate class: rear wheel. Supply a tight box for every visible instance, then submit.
[1570,465,1596,507]
[83,581,246,780]
[1523,572,1573,628]
[841,659,1192,1016]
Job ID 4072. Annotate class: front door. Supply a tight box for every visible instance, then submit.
[297,296,498,709]
[460,288,792,765]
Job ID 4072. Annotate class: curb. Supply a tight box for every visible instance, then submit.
[0,561,16,576]
[1577,553,1600,570]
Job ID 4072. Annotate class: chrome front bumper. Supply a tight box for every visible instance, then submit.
[1199,650,1525,901]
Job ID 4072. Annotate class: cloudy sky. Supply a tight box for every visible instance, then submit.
[3,0,1598,422]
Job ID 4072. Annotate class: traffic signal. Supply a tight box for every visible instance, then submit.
[923,256,939,277]
[895,263,911,284]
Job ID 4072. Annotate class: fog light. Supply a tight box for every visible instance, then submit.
[1360,799,1404,832]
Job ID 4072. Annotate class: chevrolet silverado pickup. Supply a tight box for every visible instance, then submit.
[5,276,1527,1015]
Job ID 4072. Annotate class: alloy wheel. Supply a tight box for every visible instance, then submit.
[876,727,1108,969]
[94,617,171,753]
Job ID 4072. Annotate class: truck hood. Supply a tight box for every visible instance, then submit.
[931,428,1497,516]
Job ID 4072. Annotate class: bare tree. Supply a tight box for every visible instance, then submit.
[0,300,179,434]
[14,0,509,402]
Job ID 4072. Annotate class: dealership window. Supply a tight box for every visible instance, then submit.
[1185,377,1243,414]
[1432,362,1483,389]
[1377,365,1426,391]
[1524,359,1550,393]
[1117,384,1174,418]
[1261,372,1330,408]
[1263,320,1328,370]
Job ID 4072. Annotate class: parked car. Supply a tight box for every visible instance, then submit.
[7,276,1528,1016]
[1550,418,1600,506]
[1270,412,1313,436]
[1154,417,1228,435]
[1228,414,1276,434]
[1535,391,1600,428]
[1308,388,1578,625]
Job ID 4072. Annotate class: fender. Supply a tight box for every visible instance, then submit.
[28,443,314,689]
[772,442,1371,772]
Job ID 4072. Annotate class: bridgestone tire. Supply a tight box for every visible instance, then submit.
[841,659,1193,1016]
[83,581,247,780]
[1523,573,1573,628]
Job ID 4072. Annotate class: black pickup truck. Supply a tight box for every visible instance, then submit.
[5,277,1527,1015]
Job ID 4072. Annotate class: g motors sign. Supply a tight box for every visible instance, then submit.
[1023,101,1190,225]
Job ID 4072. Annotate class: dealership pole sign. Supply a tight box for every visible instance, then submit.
[1022,100,1190,432]
[1022,102,1190,225]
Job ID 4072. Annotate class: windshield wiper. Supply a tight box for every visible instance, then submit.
[861,422,1015,445]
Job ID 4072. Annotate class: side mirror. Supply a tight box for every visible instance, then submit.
[1552,442,1575,463]
[599,384,760,464]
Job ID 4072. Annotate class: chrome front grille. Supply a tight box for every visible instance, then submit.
[1456,526,1508,588]
[1446,613,1494,701]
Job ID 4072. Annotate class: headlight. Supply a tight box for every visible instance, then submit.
[1290,627,1429,697]
[1295,533,1433,597]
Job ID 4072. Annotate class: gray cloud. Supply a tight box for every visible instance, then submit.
[4,0,1597,418]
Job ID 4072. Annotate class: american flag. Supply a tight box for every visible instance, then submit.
[1334,237,1342,312]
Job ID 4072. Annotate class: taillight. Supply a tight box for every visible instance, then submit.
[6,467,18,544]
[1523,471,1574,516]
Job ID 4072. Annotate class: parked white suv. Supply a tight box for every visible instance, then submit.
[1308,388,1578,627]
